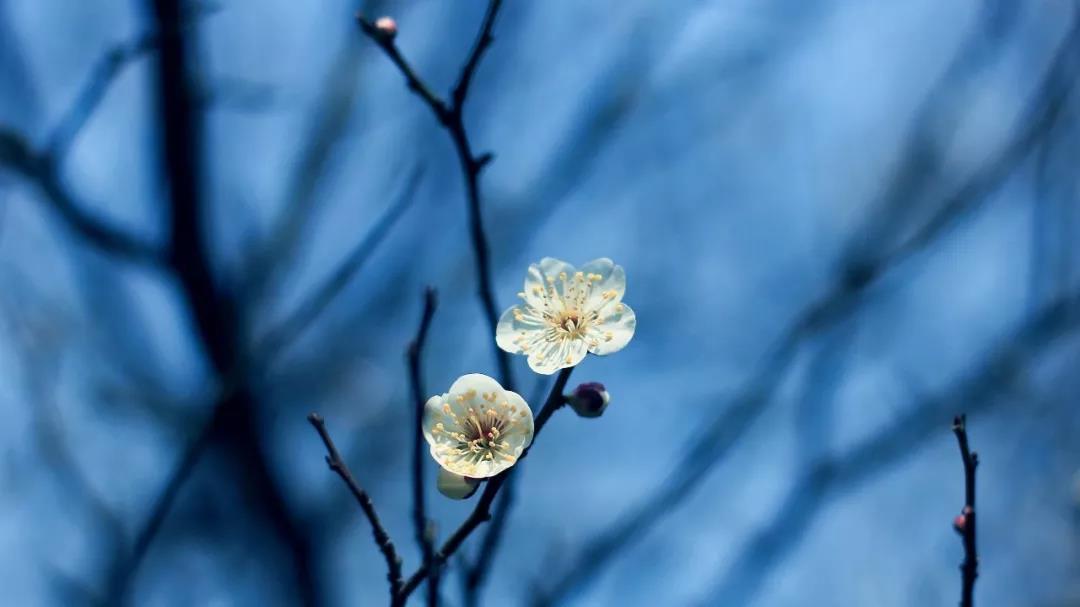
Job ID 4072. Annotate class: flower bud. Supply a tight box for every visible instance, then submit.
[953,506,973,534]
[437,467,479,500]
[568,382,610,418]
[374,16,397,38]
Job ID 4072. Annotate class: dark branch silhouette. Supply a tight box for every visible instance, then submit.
[308,413,404,603]
[109,2,323,604]
[0,129,166,266]
[407,288,440,606]
[47,33,157,160]
[461,377,554,606]
[952,415,979,607]
[357,1,513,390]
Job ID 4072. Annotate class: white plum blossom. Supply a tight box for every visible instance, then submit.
[423,374,533,479]
[496,257,636,375]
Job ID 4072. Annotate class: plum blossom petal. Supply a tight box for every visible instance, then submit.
[423,373,533,479]
[496,258,636,374]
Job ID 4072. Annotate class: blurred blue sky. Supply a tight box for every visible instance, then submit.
[1,0,1079,605]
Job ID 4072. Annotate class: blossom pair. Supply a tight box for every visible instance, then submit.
[423,258,635,493]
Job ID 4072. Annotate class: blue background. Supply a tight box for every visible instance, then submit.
[1,0,1079,605]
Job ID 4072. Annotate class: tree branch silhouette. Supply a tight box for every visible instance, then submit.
[47,33,157,161]
[0,129,166,266]
[407,288,440,606]
[952,415,979,607]
[357,1,513,391]
[308,413,404,603]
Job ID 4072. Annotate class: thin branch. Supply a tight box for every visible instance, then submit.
[451,0,503,111]
[396,367,574,602]
[952,415,979,607]
[356,18,449,122]
[47,33,157,160]
[0,129,166,266]
[357,1,513,391]
[462,377,553,606]
[308,413,404,602]
[255,166,425,362]
[407,287,439,606]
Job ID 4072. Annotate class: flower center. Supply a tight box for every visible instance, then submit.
[554,311,588,338]
[453,411,513,464]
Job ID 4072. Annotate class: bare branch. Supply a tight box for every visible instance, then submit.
[407,288,440,606]
[952,415,979,607]
[356,17,450,122]
[451,0,503,111]
[462,377,553,606]
[113,3,323,605]
[308,413,404,602]
[357,1,514,391]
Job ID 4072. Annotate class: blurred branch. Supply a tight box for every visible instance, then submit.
[0,129,166,266]
[254,165,425,363]
[114,161,421,602]
[952,415,979,607]
[395,367,574,602]
[47,33,157,160]
[532,14,1080,605]
[407,288,440,606]
[110,2,322,604]
[307,413,404,603]
[695,291,1080,605]
[238,11,380,306]
[357,1,514,390]
[0,281,127,602]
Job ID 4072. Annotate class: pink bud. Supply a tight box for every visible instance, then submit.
[374,16,397,37]
[953,514,966,533]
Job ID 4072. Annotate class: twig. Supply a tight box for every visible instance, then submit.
[308,413,404,602]
[952,415,979,607]
[396,367,574,602]
[357,1,513,391]
[407,287,439,606]
[450,0,503,112]
[462,377,553,605]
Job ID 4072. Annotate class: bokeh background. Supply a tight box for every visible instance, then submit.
[2,0,1079,605]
